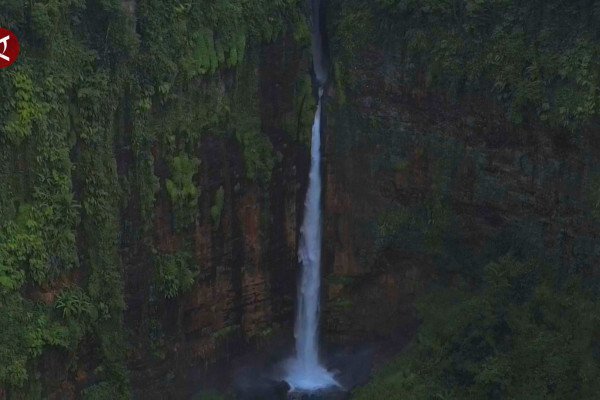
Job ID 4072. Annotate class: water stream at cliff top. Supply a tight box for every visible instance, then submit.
[284,0,338,392]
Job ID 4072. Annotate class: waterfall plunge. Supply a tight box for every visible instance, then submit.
[285,93,337,391]
[284,1,338,391]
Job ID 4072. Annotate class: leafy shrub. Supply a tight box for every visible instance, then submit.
[56,288,97,321]
[0,205,48,288]
[0,294,75,389]
[155,252,197,299]
[26,315,72,357]
[2,71,41,145]
[166,155,200,229]
[236,129,276,186]
[0,294,34,387]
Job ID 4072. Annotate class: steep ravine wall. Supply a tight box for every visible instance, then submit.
[321,3,600,350]
[323,89,600,344]
[0,1,314,398]
[128,35,311,399]
[5,1,600,398]
[125,38,308,399]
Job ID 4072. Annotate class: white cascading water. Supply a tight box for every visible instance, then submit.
[284,0,338,391]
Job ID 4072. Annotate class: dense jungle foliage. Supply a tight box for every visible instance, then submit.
[3,0,600,398]
[0,0,309,398]
[331,0,600,128]
[353,257,600,399]
[328,1,600,398]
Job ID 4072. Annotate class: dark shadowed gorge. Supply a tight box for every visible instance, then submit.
[2,1,600,399]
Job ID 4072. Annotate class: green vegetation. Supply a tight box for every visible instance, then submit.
[236,128,277,185]
[82,382,126,400]
[56,287,97,322]
[354,257,600,399]
[331,0,600,129]
[376,195,451,257]
[328,3,600,397]
[8,0,599,398]
[166,155,201,229]
[155,252,197,299]
[232,60,278,186]
[0,0,308,396]
[1,295,71,388]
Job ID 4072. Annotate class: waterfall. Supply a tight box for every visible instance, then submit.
[284,0,338,391]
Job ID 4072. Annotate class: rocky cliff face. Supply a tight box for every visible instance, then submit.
[5,1,600,398]
[0,1,315,398]
[321,8,600,350]
[124,35,314,399]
